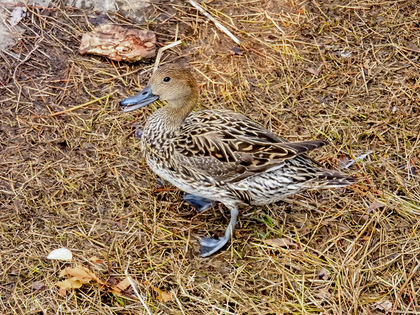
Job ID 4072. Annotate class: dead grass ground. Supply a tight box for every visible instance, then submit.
[1,0,420,314]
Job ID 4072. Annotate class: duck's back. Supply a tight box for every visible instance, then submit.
[150,109,354,205]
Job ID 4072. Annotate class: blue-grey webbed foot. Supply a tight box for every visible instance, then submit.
[135,128,143,138]
[183,194,217,213]
[156,177,165,187]
[199,206,239,257]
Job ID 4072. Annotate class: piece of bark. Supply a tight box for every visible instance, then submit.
[79,24,156,62]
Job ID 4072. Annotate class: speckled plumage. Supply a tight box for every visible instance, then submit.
[121,65,355,257]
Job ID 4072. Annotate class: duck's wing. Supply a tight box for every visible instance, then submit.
[173,110,326,183]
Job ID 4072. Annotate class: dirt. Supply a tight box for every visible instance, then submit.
[1,0,420,314]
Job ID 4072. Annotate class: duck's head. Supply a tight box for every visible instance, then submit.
[120,65,198,112]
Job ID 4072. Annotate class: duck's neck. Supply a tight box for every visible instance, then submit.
[148,97,197,134]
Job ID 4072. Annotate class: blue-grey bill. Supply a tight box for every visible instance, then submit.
[120,86,159,112]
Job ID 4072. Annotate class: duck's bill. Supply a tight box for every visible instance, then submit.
[120,86,159,112]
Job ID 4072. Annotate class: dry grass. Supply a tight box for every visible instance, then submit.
[1,0,420,314]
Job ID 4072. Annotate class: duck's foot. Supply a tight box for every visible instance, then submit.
[135,128,143,138]
[183,194,217,213]
[200,236,230,257]
[199,205,239,258]
[156,177,165,187]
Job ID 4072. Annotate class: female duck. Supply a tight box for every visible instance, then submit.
[121,65,355,257]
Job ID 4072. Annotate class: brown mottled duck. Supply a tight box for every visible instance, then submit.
[120,65,355,257]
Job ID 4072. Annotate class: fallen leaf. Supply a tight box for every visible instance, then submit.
[88,256,104,264]
[145,281,172,302]
[9,6,27,27]
[56,265,136,297]
[79,24,156,62]
[59,266,103,284]
[56,277,87,289]
[32,281,45,291]
[407,157,418,178]
[366,201,384,213]
[109,278,132,295]
[306,67,320,76]
[315,287,331,301]
[114,278,131,292]
[373,300,393,312]
[337,154,350,168]
[318,268,331,280]
[47,248,73,261]
[264,238,298,249]
[157,290,172,303]
[58,288,67,296]
[229,47,243,55]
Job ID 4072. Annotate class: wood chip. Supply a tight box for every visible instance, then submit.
[79,24,156,62]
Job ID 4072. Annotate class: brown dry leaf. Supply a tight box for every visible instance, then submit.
[154,287,172,303]
[109,278,132,295]
[337,154,350,168]
[58,288,67,296]
[88,256,104,264]
[145,281,172,302]
[264,238,298,249]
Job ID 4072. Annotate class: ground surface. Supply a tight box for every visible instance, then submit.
[1,0,420,314]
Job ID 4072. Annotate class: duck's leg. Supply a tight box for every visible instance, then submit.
[199,205,239,257]
[183,193,217,213]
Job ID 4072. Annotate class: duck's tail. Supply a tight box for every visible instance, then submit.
[305,170,357,189]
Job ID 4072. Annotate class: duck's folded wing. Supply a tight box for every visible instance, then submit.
[173,111,327,183]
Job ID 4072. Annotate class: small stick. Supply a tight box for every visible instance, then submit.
[154,40,182,72]
[390,262,420,315]
[187,0,241,45]
[125,274,152,315]
[50,92,115,117]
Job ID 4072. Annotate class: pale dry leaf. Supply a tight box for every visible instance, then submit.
[56,266,105,294]
[315,287,331,302]
[9,6,27,27]
[47,248,73,261]
[58,288,67,296]
[318,268,331,280]
[114,278,131,292]
[264,238,298,249]
[373,300,393,312]
[88,256,104,264]
[59,266,104,285]
[32,281,45,291]
[366,201,384,213]
[56,277,87,289]
[158,291,172,303]
[306,67,320,76]
[109,278,132,295]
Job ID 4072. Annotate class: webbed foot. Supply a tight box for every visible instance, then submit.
[200,236,230,257]
[183,194,217,213]
[199,206,239,258]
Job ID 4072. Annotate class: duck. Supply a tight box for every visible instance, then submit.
[120,64,355,257]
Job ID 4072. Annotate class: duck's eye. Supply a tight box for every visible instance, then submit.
[163,77,171,82]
